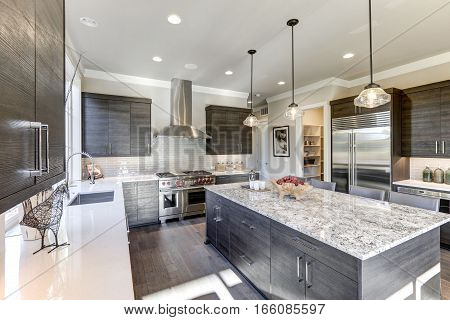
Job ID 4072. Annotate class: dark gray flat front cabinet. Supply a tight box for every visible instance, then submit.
[131,102,152,156]
[137,180,159,224]
[35,0,65,182]
[216,203,230,259]
[206,198,218,246]
[108,101,131,156]
[0,0,36,201]
[271,230,306,300]
[82,94,151,157]
[82,98,109,156]
[206,106,253,155]
[401,88,441,157]
[304,256,358,300]
[440,86,450,156]
[123,181,158,227]
[215,173,259,185]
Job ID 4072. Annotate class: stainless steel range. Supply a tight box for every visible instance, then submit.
[157,171,215,222]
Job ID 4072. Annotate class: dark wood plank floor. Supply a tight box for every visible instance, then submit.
[128,216,263,300]
[129,217,450,300]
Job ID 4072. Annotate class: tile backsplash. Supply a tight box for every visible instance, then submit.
[81,137,256,178]
[410,158,450,180]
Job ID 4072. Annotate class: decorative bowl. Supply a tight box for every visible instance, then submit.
[271,176,312,200]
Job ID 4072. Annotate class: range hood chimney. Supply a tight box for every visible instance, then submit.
[157,79,211,139]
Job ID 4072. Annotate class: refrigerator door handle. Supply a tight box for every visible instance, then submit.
[348,133,352,187]
[352,132,356,186]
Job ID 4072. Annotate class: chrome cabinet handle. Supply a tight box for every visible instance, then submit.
[41,124,49,174]
[147,143,150,155]
[239,254,253,266]
[29,122,48,176]
[241,220,255,230]
[442,141,445,155]
[297,256,303,282]
[305,261,312,288]
[436,141,439,154]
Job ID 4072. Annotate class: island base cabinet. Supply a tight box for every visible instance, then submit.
[206,192,230,259]
[123,181,159,227]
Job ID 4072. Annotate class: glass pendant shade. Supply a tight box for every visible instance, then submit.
[284,102,302,121]
[243,113,258,127]
[354,84,391,108]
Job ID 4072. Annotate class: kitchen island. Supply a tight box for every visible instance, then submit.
[205,183,450,300]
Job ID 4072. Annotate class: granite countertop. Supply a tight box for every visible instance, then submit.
[394,179,450,192]
[205,183,450,260]
[1,178,134,300]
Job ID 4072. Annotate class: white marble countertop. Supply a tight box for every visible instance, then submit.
[205,183,450,260]
[394,179,450,192]
[0,178,134,300]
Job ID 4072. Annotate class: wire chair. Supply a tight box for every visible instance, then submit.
[20,184,69,254]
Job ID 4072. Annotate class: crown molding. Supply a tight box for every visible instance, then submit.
[267,51,450,104]
[83,69,248,98]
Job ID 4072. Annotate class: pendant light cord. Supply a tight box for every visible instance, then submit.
[369,0,373,84]
[250,53,253,110]
[291,24,295,104]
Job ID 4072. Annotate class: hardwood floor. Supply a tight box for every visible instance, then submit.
[129,217,450,300]
[128,216,263,300]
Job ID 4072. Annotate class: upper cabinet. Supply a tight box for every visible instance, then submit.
[82,93,152,157]
[401,81,450,157]
[0,0,65,213]
[205,105,253,155]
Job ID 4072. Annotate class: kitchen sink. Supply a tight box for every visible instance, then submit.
[68,191,115,206]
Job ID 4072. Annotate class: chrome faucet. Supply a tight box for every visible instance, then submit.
[66,152,95,186]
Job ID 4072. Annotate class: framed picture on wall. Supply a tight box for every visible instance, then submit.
[273,126,290,157]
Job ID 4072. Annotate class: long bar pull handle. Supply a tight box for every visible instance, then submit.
[442,141,445,155]
[297,256,303,282]
[241,220,255,230]
[147,143,150,155]
[348,134,352,187]
[305,260,312,288]
[239,254,253,266]
[41,124,49,174]
[436,141,439,154]
[29,122,42,177]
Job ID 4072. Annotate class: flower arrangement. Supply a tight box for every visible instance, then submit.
[271,176,312,200]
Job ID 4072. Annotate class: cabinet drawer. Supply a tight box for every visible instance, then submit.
[272,221,358,281]
[230,238,270,297]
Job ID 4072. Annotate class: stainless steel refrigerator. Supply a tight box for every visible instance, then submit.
[332,111,391,193]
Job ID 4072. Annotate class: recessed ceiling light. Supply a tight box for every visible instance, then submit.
[184,63,198,70]
[152,56,162,62]
[225,70,233,75]
[80,17,98,28]
[255,93,261,97]
[343,52,354,59]
[167,14,181,25]
[277,81,286,85]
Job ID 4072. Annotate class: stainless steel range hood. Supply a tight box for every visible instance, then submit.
[157,79,211,139]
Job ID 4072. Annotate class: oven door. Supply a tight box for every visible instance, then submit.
[159,189,183,218]
[184,187,206,216]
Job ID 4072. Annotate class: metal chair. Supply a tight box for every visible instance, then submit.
[349,185,386,201]
[310,179,336,191]
[20,184,69,254]
[388,191,440,212]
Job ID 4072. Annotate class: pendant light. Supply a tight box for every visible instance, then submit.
[354,0,391,108]
[284,18,302,121]
[243,49,258,127]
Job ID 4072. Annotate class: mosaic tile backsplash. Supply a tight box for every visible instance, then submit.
[81,137,256,178]
[410,158,450,180]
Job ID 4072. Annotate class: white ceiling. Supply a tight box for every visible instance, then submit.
[66,0,450,101]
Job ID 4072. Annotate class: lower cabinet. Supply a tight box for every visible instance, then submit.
[206,190,359,300]
[123,180,159,227]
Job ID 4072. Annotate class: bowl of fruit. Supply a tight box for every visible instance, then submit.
[271,176,312,200]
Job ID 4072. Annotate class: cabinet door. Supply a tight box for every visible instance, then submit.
[227,111,241,154]
[123,182,138,226]
[137,180,159,224]
[305,256,357,300]
[240,112,253,154]
[332,101,357,118]
[402,89,441,156]
[206,196,218,245]
[108,100,131,156]
[216,203,230,259]
[131,102,151,156]
[207,110,228,155]
[83,98,109,156]
[0,0,36,201]
[35,0,65,182]
[440,86,450,156]
[271,230,306,300]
